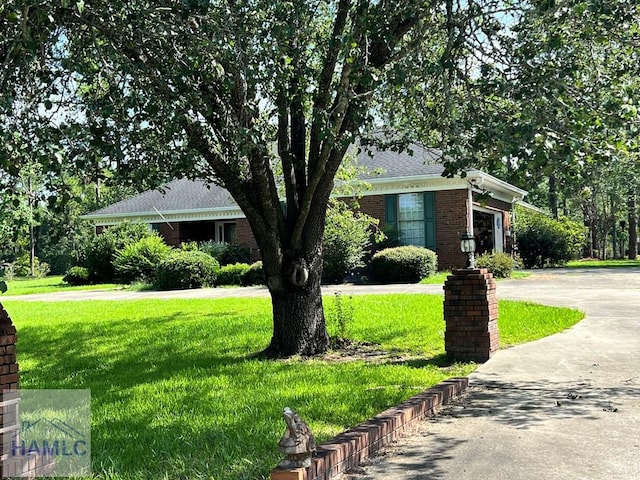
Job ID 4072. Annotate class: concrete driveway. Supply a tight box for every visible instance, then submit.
[343,268,640,480]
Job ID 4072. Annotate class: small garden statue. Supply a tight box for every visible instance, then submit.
[277,407,316,469]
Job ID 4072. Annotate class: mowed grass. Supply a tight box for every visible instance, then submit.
[566,258,640,268]
[2,276,121,296]
[1,295,583,479]
[419,270,530,285]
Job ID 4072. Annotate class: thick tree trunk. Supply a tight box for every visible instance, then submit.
[266,270,330,357]
[257,209,331,358]
[629,190,638,260]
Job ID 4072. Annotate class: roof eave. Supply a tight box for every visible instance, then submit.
[81,205,246,225]
[466,170,528,202]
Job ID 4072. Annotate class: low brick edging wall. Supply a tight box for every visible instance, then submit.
[306,377,468,480]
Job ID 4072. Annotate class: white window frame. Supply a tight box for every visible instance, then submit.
[215,221,237,243]
[397,193,426,247]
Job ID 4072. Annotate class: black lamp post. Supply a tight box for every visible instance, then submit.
[460,231,476,269]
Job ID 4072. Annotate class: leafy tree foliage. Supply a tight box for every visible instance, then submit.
[0,1,529,355]
[384,0,639,259]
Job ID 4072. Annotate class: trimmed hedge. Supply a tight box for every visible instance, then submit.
[63,266,91,286]
[370,246,438,283]
[475,252,515,278]
[155,251,220,290]
[198,241,251,266]
[216,263,251,286]
[241,261,265,286]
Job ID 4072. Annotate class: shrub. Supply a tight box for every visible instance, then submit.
[155,251,220,290]
[0,263,15,281]
[475,252,515,278]
[241,261,265,286]
[370,246,438,283]
[114,236,172,282]
[179,241,200,252]
[216,263,251,286]
[327,291,354,342]
[198,241,251,266]
[515,208,587,268]
[13,254,50,278]
[322,200,378,284]
[0,266,7,294]
[86,222,153,282]
[63,266,91,286]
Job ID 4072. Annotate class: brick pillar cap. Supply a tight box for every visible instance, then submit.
[451,268,489,275]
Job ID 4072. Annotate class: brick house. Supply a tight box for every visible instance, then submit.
[83,144,527,270]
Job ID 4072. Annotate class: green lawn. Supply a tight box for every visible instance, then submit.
[420,270,530,285]
[1,276,122,296]
[566,259,640,268]
[1,295,583,479]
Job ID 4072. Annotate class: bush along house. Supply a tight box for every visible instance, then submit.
[82,144,527,270]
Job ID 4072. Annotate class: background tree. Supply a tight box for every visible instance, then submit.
[402,0,640,259]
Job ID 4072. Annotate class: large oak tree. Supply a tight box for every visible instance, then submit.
[1,1,507,356]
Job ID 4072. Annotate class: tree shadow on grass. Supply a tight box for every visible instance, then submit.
[16,311,263,387]
[15,310,448,480]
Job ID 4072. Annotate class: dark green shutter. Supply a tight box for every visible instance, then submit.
[385,194,398,226]
[423,192,436,250]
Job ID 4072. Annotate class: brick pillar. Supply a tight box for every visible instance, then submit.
[0,304,19,390]
[443,269,499,363]
[0,302,19,477]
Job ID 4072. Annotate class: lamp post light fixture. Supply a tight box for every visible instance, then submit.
[460,231,476,269]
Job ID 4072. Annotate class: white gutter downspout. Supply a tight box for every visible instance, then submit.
[467,179,480,234]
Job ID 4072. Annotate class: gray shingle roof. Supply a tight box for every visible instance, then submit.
[86,143,446,217]
[356,143,446,178]
[88,179,236,216]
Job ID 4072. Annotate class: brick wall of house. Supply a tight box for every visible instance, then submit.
[360,191,469,270]
[158,223,180,247]
[236,218,261,261]
[357,195,386,223]
[435,190,469,270]
[94,190,511,269]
